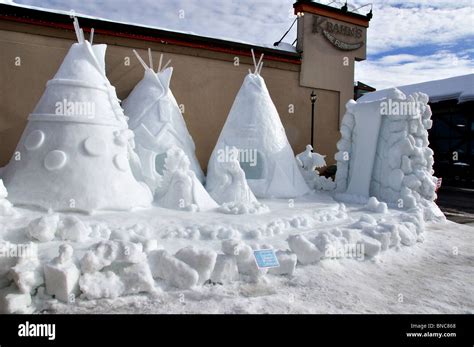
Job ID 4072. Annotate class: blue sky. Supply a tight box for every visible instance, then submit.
[8,0,474,89]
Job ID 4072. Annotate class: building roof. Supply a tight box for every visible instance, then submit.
[0,0,301,64]
[358,74,474,104]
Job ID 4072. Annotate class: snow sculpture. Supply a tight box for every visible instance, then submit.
[1,19,152,212]
[156,147,218,211]
[207,50,309,198]
[122,49,204,193]
[335,88,438,209]
[0,179,16,217]
[296,144,334,190]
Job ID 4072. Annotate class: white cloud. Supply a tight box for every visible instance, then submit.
[356,50,474,89]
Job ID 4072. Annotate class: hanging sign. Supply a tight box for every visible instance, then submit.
[312,15,364,51]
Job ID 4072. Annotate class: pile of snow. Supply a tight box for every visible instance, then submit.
[0,19,152,212]
[365,197,388,214]
[25,213,93,243]
[206,50,309,199]
[0,179,17,217]
[335,89,443,218]
[122,49,204,192]
[155,147,218,211]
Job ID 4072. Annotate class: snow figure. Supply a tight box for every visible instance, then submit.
[156,147,218,212]
[335,89,442,214]
[0,179,17,217]
[206,50,310,199]
[296,145,335,191]
[207,147,268,214]
[122,49,204,193]
[1,19,152,212]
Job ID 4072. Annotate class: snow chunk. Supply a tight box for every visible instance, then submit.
[268,251,297,276]
[119,262,156,294]
[0,179,17,217]
[287,235,323,265]
[79,271,124,299]
[358,235,382,258]
[222,239,252,261]
[57,216,91,242]
[218,201,269,215]
[0,286,32,313]
[44,244,80,302]
[175,246,217,285]
[148,250,198,289]
[9,256,44,294]
[365,197,388,214]
[26,214,59,242]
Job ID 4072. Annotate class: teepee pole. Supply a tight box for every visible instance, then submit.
[133,49,149,70]
[258,61,264,75]
[157,54,164,73]
[73,17,82,43]
[256,53,264,75]
[148,48,154,71]
[161,59,172,71]
[89,28,94,45]
[250,49,257,73]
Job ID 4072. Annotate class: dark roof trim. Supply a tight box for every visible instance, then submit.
[0,3,301,65]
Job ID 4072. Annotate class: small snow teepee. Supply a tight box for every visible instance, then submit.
[1,19,152,212]
[206,50,310,198]
[122,49,204,192]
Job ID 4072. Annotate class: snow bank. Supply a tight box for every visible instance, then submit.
[156,147,218,212]
[335,89,442,218]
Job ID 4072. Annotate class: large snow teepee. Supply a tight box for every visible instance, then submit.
[207,50,310,198]
[122,49,204,192]
[1,19,152,212]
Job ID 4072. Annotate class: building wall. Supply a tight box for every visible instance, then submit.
[0,19,342,171]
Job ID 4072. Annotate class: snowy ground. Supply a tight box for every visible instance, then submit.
[1,191,472,314]
[43,221,473,314]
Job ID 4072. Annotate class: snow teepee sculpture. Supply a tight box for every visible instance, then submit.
[122,49,204,192]
[156,147,218,212]
[1,19,152,212]
[206,50,310,198]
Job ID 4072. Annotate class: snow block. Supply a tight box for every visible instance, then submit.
[268,251,297,276]
[221,239,253,261]
[44,244,80,302]
[119,262,156,294]
[287,235,323,265]
[210,255,239,284]
[79,271,124,299]
[358,235,382,259]
[26,214,59,242]
[175,246,217,285]
[0,285,32,313]
[148,250,198,289]
[398,224,417,246]
[10,256,44,294]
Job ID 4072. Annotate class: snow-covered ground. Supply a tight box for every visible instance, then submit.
[2,190,471,314]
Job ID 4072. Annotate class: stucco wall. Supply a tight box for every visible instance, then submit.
[0,21,341,171]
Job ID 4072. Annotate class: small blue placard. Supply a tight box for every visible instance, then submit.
[253,249,280,269]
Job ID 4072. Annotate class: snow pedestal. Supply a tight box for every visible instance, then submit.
[44,244,80,303]
[207,60,309,199]
[335,89,440,211]
[1,39,152,212]
[122,51,204,191]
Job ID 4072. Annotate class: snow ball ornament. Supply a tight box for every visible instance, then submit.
[44,150,68,171]
[24,130,45,151]
[83,137,107,156]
